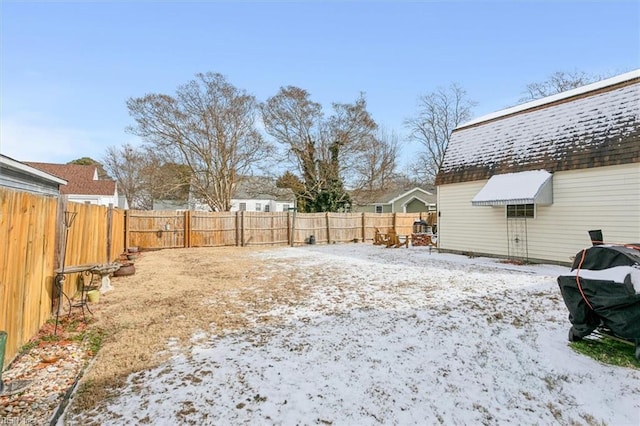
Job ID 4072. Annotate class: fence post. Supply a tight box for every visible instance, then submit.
[326,212,331,244]
[392,213,397,233]
[361,212,366,243]
[124,210,130,251]
[235,211,240,246]
[54,196,66,270]
[270,214,275,245]
[106,204,113,262]
[240,211,245,247]
[184,211,190,248]
[287,210,291,247]
[290,208,297,247]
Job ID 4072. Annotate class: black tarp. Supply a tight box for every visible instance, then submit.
[557,244,640,360]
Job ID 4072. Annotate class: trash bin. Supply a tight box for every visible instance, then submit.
[309,235,316,245]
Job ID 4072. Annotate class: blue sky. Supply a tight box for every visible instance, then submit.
[1,1,638,167]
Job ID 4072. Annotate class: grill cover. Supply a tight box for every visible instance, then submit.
[557,244,640,358]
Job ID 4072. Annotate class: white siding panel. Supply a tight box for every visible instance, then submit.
[438,163,640,264]
[438,181,510,257]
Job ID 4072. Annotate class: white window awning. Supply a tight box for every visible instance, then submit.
[472,170,553,206]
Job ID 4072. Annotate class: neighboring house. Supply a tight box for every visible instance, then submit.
[153,199,189,211]
[351,187,437,214]
[25,162,128,209]
[229,177,295,212]
[0,154,67,196]
[435,69,640,265]
[117,195,130,210]
[155,176,295,212]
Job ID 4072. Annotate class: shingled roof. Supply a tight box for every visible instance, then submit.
[350,185,436,206]
[233,176,294,202]
[436,70,640,186]
[24,162,116,196]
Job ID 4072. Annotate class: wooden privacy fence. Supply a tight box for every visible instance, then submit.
[64,201,125,267]
[127,210,436,249]
[1,189,58,367]
[1,187,434,366]
[0,188,125,365]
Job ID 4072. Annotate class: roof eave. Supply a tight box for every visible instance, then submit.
[1,155,68,185]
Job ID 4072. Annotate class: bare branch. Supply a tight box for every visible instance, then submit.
[404,83,476,184]
[519,70,607,102]
[261,88,378,212]
[127,72,272,211]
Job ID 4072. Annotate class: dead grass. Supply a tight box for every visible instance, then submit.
[68,246,305,414]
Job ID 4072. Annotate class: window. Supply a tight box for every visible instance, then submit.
[507,204,534,218]
[255,203,262,212]
[264,204,270,212]
[375,205,383,214]
[282,204,290,211]
[239,203,246,211]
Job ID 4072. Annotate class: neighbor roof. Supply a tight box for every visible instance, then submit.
[233,176,294,202]
[25,162,116,196]
[436,70,640,185]
[351,186,436,206]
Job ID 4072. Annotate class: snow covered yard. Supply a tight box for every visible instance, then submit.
[64,244,640,425]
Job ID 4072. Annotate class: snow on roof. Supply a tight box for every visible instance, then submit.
[460,69,640,129]
[437,71,640,185]
[471,169,552,206]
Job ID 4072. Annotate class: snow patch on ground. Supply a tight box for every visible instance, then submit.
[66,244,640,425]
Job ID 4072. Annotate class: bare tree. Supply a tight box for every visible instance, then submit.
[351,127,400,192]
[126,72,271,212]
[103,144,193,210]
[149,161,191,202]
[519,70,606,102]
[261,87,377,212]
[102,144,150,209]
[405,83,475,184]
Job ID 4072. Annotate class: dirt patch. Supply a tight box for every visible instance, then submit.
[67,246,299,414]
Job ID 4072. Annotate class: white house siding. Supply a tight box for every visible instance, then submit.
[68,194,119,207]
[437,163,640,265]
[437,180,509,257]
[230,199,292,212]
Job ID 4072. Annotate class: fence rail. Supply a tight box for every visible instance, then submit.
[127,210,436,250]
[1,186,435,366]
